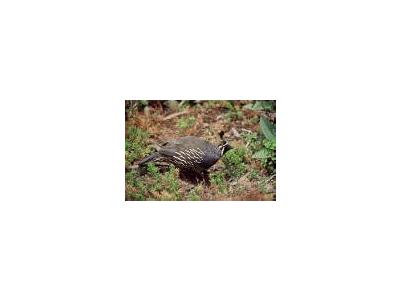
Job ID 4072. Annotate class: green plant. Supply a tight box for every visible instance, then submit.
[251,116,276,174]
[225,101,243,121]
[249,115,259,125]
[210,172,228,193]
[145,163,162,192]
[241,115,276,174]
[253,139,276,171]
[125,169,147,200]
[206,101,219,109]
[258,176,268,194]
[248,169,261,181]
[138,100,149,107]
[222,147,247,178]
[125,164,181,200]
[187,186,203,201]
[243,100,275,112]
[147,162,160,178]
[162,166,180,197]
[125,127,151,166]
[260,115,276,142]
[177,116,196,129]
[243,131,261,153]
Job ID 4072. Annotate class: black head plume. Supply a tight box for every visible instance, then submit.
[219,131,225,140]
[217,130,233,156]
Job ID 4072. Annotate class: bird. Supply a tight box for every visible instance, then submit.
[137,132,233,182]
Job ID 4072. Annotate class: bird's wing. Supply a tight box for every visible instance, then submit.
[159,141,186,157]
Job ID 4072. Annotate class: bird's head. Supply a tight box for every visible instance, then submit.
[218,131,233,156]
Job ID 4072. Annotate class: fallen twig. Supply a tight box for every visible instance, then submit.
[241,128,253,133]
[163,110,188,121]
[125,165,139,171]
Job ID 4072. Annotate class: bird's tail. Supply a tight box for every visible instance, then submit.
[137,152,161,166]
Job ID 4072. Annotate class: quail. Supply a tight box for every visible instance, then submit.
[137,132,233,176]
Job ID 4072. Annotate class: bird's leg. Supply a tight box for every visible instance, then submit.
[203,171,211,186]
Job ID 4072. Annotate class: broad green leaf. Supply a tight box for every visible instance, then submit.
[243,101,274,111]
[260,116,276,141]
[253,101,273,111]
